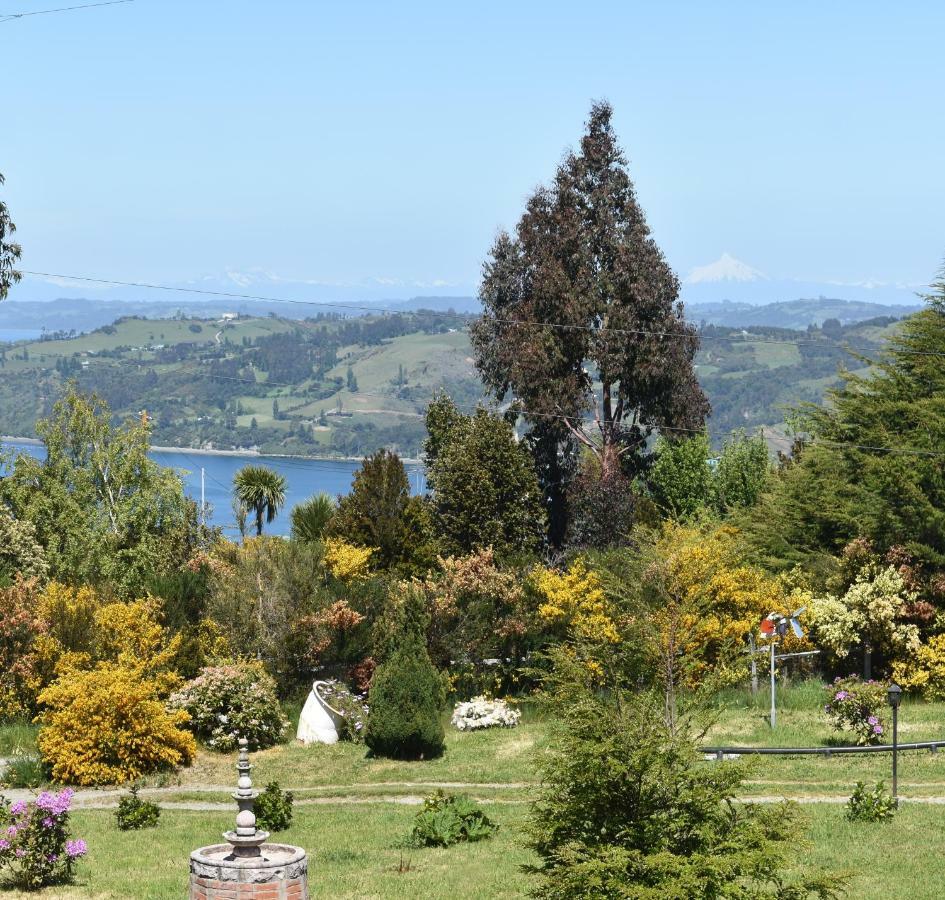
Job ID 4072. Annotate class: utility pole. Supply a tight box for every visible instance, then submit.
[769,639,777,728]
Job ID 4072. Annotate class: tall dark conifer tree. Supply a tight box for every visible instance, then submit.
[472,103,708,487]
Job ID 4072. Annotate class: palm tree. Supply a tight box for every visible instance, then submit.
[290,492,336,543]
[233,465,287,536]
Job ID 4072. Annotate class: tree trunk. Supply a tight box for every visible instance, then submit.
[600,438,621,481]
[863,643,872,680]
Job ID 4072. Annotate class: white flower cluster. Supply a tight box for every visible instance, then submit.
[451,696,521,731]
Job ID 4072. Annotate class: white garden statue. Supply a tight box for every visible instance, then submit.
[297,680,346,745]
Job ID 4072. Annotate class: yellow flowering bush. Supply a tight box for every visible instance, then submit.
[653,523,813,660]
[892,633,945,700]
[531,559,620,645]
[324,538,375,581]
[37,663,196,785]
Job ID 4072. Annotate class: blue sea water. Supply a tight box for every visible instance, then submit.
[1,441,425,536]
[0,329,43,343]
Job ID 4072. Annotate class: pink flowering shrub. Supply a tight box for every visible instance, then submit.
[168,662,288,752]
[0,789,87,890]
[824,676,887,746]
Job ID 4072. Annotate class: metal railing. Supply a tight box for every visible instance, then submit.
[701,740,945,760]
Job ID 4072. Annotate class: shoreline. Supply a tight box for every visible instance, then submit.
[1,436,419,465]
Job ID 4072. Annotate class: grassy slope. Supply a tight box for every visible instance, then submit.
[0,315,903,455]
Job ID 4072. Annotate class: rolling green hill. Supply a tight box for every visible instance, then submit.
[0,310,905,458]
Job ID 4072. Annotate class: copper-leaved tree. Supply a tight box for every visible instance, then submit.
[472,102,708,523]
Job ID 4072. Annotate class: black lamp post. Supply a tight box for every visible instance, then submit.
[887,682,902,805]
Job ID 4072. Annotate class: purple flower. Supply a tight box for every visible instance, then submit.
[835,690,849,701]
[35,788,73,816]
[42,817,54,829]
[47,853,58,863]
[14,849,25,858]
[868,716,878,725]
[6,826,16,838]
[65,839,87,859]
[9,801,26,816]
[0,839,9,851]
[874,725,884,734]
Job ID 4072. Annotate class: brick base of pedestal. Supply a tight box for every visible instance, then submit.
[190,844,308,900]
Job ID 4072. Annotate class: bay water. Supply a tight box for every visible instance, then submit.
[1,440,425,536]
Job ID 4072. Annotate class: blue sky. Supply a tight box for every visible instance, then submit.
[4,0,945,296]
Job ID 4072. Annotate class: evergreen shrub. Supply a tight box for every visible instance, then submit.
[115,786,160,830]
[364,632,445,760]
[254,782,294,832]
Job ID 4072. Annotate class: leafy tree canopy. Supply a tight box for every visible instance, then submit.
[0,386,204,597]
[0,172,21,301]
[425,395,546,558]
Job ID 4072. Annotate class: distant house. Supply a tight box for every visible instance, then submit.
[220,312,238,323]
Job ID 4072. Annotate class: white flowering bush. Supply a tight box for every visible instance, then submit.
[812,566,920,662]
[451,696,520,731]
[168,663,288,752]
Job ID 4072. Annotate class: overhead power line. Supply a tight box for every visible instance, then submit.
[0,0,133,23]
[19,268,940,360]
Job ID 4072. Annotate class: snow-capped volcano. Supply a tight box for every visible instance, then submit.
[684,253,768,285]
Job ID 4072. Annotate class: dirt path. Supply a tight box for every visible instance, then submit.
[7,782,945,811]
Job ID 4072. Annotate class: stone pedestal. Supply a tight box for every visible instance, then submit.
[189,843,308,899]
[189,739,309,900]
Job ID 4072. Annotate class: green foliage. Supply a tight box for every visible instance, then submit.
[647,429,770,520]
[407,790,498,848]
[712,430,771,512]
[426,398,546,557]
[0,171,21,301]
[115,787,161,830]
[365,621,445,760]
[290,493,336,543]
[526,650,844,900]
[206,536,324,690]
[745,288,945,569]
[254,781,294,832]
[845,781,897,823]
[648,431,713,519]
[233,465,287,537]
[0,752,47,789]
[328,449,436,573]
[0,387,205,597]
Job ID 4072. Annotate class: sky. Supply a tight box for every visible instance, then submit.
[4,0,945,298]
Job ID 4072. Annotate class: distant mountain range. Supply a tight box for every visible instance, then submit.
[1,253,928,337]
[681,252,925,307]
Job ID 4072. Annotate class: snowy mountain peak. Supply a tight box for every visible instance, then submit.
[685,253,768,285]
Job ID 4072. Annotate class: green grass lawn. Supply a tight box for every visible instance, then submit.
[3,801,945,898]
[0,805,535,900]
[6,683,945,896]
